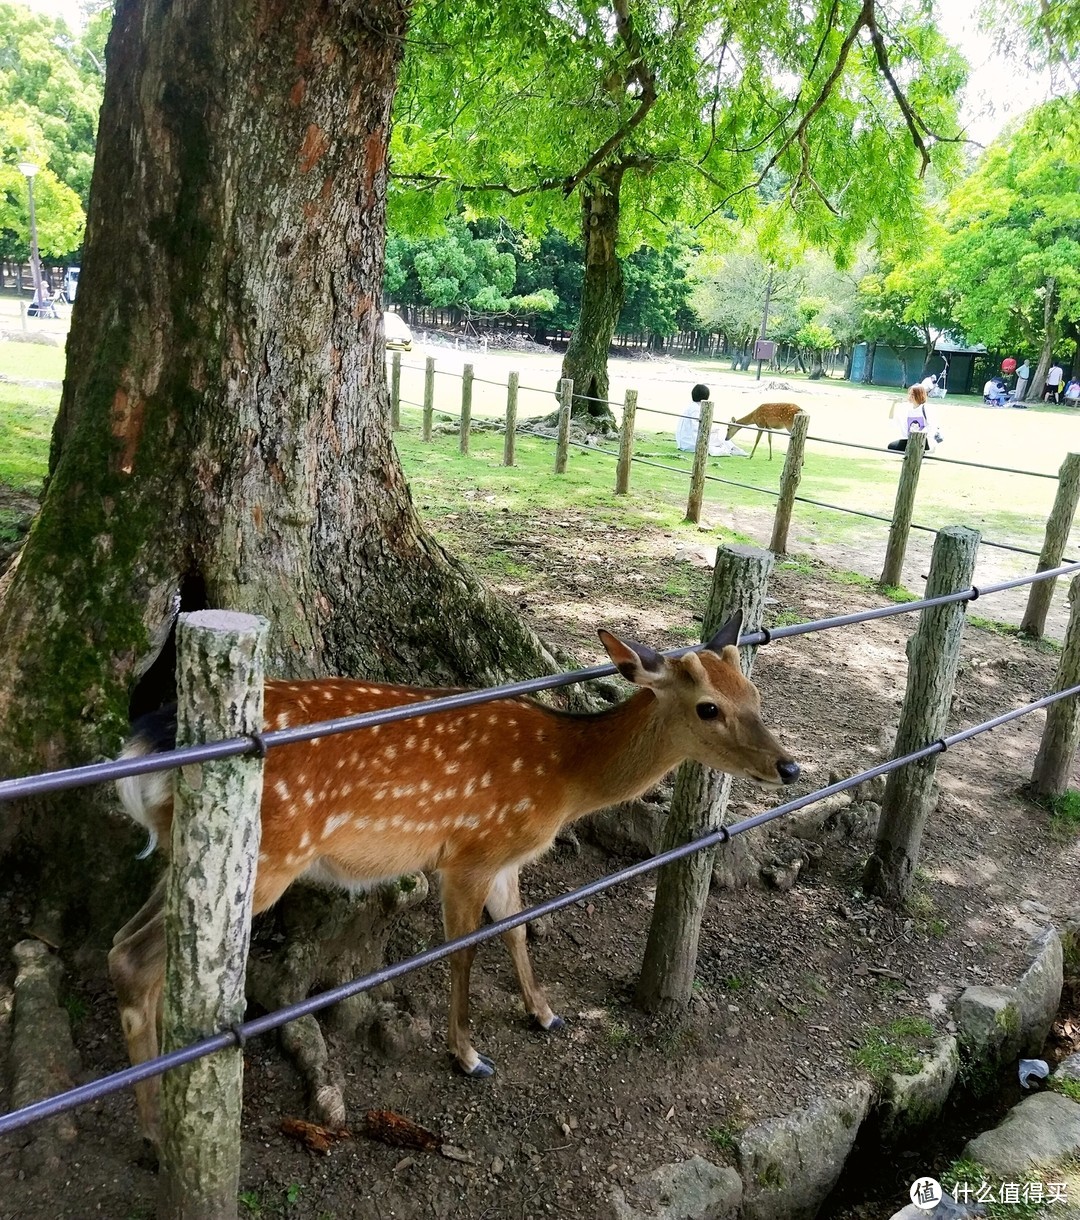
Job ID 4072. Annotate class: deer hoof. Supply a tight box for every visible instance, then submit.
[535,1013,565,1033]
[459,1053,496,1079]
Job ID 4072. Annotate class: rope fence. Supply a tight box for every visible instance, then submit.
[2,557,1080,1143]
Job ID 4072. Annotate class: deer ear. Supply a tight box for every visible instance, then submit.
[599,630,667,686]
[705,610,743,653]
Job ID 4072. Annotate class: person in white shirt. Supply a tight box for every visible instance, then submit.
[1065,378,1080,406]
[1044,364,1064,404]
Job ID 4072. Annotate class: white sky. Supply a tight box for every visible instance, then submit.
[25,0,1049,146]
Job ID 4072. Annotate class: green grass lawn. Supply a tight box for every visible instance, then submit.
[0,336,1072,573]
[0,381,57,493]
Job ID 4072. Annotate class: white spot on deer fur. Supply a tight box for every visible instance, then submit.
[514,798,533,814]
[512,758,523,773]
[323,814,350,838]
[392,784,416,799]
[322,690,333,701]
[463,778,476,797]
[453,815,480,830]
[406,735,416,749]
[433,746,445,760]
[299,830,311,848]
[274,779,291,802]
[481,772,492,788]
[384,745,398,761]
[390,815,403,828]
[445,761,460,774]
[534,764,546,776]
[302,790,315,809]
[275,712,291,730]
[258,851,270,863]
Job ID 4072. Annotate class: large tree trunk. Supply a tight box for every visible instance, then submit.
[558,165,625,435]
[0,0,563,963]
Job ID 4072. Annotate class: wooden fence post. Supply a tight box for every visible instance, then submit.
[880,431,927,588]
[635,544,775,1015]
[554,377,573,474]
[1021,452,1080,639]
[615,388,638,495]
[503,370,519,467]
[1031,576,1080,797]
[684,399,714,524]
[422,356,435,442]
[460,362,474,455]
[863,525,980,907]
[390,350,401,430]
[159,610,268,1220]
[769,410,809,553]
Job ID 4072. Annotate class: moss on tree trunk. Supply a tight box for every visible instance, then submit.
[0,0,561,939]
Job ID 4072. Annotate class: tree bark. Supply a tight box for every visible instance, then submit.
[864,526,980,906]
[559,165,625,434]
[0,0,561,935]
[1028,278,1059,402]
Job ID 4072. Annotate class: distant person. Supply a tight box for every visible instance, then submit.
[1065,378,1080,407]
[919,373,938,395]
[675,383,740,456]
[983,377,1007,406]
[1044,363,1064,404]
[888,384,942,452]
[1015,359,1031,401]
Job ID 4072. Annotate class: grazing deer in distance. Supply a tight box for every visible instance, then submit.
[725,402,803,460]
[110,613,798,1147]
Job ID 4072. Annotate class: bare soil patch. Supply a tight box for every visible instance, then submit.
[2,506,1079,1220]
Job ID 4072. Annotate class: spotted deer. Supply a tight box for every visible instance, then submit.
[109,614,798,1146]
[725,402,802,460]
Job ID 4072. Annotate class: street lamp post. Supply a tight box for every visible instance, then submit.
[16,161,44,312]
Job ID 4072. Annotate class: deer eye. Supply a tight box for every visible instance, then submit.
[696,702,720,720]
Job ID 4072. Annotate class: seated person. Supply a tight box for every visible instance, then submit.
[888,385,942,452]
[676,384,744,456]
[983,377,1007,405]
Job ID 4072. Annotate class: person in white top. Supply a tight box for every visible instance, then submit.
[1044,364,1064,404]
[1065,378,1080,406]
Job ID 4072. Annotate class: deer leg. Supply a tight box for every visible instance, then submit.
[440,870,495,1078]
[767,429,773,460]
[485,865,562,1034]
[108,878,168,1148]
[750,428,762,459]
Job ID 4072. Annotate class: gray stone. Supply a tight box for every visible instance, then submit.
[1013,927,1063,1054]
[736,1081,872,1220]
[956,984,1022,1086]
[608,1155,742,1220]
[1054,1052,1080,1083]
[880,1036,960,1143]
[9,939,80,1173]
[964,1092,1080,1177]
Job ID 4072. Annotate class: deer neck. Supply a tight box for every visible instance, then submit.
[559,690,683,816]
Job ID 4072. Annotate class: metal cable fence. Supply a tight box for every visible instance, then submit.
[1,560,1079,1138]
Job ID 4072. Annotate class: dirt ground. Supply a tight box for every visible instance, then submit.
[3,462,1080,1218]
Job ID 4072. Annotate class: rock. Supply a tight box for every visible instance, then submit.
[586,793,669,857]
[963,1092,1080,1177]
[880,1036,960,1143]
[9,940,80,1173]
[736,1081,872,1220]
[956,985,1022,1092]
[1013,927,1063,1054]
[608,1155,742,1220]
[1054,1052,1080,1083]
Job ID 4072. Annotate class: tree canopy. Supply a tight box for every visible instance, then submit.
[0,1,104,261]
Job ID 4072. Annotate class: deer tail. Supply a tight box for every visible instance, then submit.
[117,707,177,858]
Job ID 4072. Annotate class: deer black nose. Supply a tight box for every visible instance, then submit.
[777,759,800,785]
